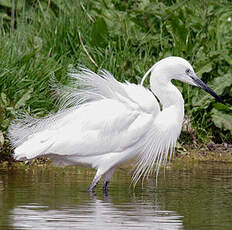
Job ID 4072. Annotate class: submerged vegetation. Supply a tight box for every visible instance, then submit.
[0,0,232,161]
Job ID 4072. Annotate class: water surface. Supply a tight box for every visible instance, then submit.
[0,162,232,229]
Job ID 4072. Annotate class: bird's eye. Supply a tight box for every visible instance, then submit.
[185,69,191,74]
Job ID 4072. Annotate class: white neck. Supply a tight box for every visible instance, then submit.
[150,72,185,122]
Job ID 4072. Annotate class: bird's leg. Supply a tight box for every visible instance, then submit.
[88,167,115,193]
[88,171,102,192]
[103,181,109,192]
[103,181,109,196]
[103,167,115,193]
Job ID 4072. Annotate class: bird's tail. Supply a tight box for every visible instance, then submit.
[8,112,56,161]
[13,130,53,161]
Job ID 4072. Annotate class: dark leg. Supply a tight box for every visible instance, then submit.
[103,181,109,192]
[103,181,109,196]
[102,167,115,194]
[88,167,115,193]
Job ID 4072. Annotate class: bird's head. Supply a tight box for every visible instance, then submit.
[148,56,225,104]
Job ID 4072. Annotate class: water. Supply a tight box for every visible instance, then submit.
[0,162,232,230]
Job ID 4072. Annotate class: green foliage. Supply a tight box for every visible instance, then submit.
[91,17,109,48]
[0,0,232,160]
[211,108,232,134]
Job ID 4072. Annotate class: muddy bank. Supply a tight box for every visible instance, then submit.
[175,144,232,163]
[1,144,232,170]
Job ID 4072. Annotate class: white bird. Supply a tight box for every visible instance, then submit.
[8,56,224,192]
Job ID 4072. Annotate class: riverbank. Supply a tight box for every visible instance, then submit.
[1,144,232,170]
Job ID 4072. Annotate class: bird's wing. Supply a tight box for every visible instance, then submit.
[47,69,160,157]
[52,66,159,114]
[11,67,161,160]
[50,99,156,156]
[13,99,155,159]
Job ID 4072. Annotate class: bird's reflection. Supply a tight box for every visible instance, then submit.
[9,191,183,230]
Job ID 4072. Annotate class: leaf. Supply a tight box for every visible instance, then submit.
[211,108,232,134]
[0,0,11,8]
[196,63,212,78]
[222,54,232,66]
[192,73,232,107]
[15,88,33,110]
[213,103,232,114]
[91,17,109,48]
[211,73,232,95]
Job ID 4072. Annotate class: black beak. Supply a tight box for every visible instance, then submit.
[187,71,225,104]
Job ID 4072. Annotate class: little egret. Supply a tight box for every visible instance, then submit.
[9,57,224,192]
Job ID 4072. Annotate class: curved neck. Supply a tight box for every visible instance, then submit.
[150,72,185,121]
[152,82,184,107]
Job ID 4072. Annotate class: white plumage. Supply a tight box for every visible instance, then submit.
[8,56,224,192]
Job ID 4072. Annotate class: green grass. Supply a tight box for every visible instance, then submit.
[0,0,232,160]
